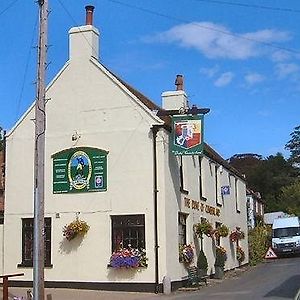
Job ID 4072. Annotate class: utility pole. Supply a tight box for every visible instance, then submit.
[33,0,48,299]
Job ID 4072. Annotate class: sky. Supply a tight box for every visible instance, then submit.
[0,0,299,159]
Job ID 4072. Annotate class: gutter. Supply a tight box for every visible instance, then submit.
[151,125,165,294]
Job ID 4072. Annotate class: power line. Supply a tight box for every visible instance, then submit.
[105,0,300,55]
[0,0,21,17]
[56,0,98,55]
[191,0,300,14]
[15,14,38,124]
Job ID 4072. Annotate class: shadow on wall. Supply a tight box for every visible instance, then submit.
[59,236,85,254]
[107,267,147,280]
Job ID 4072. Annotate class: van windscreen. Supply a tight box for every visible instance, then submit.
[273,227,300,238]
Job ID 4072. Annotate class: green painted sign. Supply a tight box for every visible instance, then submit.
[52,147,107,193]
[171,115,204,156]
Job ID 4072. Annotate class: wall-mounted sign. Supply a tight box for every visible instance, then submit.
[171,115,204,155]
[52,147,107,194]
[221,185,230,195]
[184,197,220,217]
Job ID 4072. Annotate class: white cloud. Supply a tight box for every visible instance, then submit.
[214,72,234,87]
[199,65,219,78]
[275,63,299,78]
[244,72,265,86]
[148,22,291,60]
[271,50,291,62]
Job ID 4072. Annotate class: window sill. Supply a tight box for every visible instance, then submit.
[107,264,148,269]
[180,188,189,195]
[17,263,53,268]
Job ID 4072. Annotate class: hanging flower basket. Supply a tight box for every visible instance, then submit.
[236,246,245,263]
[194,220,214,238]
[179,244,194,264]
[63,217,90,241]
[229,227,245,242]
[214,224,229,239]
[109,247,148,268]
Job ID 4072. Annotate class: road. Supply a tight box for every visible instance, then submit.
[3,256,300,299]
[160,256,300,300]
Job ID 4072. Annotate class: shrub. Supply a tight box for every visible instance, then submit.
[236,246,245,263]
[214,246,227,268]
[248,224,272,266]
[197,249,208,271]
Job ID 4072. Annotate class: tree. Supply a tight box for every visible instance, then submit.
[278,180,300,216]
[285,125,300,169]
[229,152,297,212]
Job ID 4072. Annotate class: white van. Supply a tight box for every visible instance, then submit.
[272,216,300,255]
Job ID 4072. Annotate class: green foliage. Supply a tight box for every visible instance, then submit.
[248,225,272,266]
[229,152,298,213]
[197,249,208,271]
[214,246,227,267]
[278,180,300,216]
[285,125,300,168]
[215,224,229,238]
[194,220,213,238]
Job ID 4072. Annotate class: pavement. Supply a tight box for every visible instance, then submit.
[1,265,252,300]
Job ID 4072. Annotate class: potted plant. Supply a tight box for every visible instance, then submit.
[197,249,208,277]
[62,217,90,241]
[179,244,194,264]
[236,246,245,263]
[214,246,227,279]
[109,246,148,269]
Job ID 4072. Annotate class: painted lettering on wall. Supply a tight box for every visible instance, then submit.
[184,197,220,217]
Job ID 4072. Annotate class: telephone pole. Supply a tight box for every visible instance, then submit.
[33,0,48,299]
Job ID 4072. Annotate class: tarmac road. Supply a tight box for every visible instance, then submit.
[2,256,300,300]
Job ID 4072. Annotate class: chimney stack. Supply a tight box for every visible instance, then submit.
[161,74,189,110]
[175,74,184,91]
[69,5,100,61]
[85,5,94,25]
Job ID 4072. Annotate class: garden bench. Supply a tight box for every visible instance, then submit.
[186,266,208,286]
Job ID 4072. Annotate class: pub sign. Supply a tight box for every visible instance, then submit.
[52,147,107,193]
[171,115,204,155]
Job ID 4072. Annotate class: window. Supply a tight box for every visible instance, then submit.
[235,177,240,213]
[179,156,188,194]
[178,213,187,245]
[111,215,145,251]
[198,156,206,200]
[19,217,52,267]
[215,222,222,246]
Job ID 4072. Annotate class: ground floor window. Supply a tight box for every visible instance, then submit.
[18,217,52,267]
[178,213,187,245]
[111,214,145,251]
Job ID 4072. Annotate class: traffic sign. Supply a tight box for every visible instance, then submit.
[265,247,277,259]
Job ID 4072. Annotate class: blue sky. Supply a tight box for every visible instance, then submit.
[0,0,299,159]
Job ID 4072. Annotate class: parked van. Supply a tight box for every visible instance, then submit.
[272,216,300,255]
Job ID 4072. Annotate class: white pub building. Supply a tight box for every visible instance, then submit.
[1,6,248,293]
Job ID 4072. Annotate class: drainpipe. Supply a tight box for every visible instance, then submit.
[151,125,164,294]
